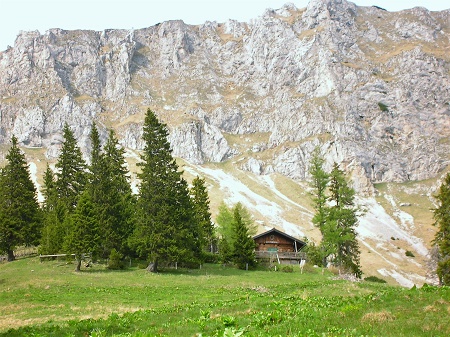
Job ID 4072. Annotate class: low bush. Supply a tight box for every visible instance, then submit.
[405,251,415,257]
[107,249,125,270]
[364,276,387,283]
[281,265,294,273]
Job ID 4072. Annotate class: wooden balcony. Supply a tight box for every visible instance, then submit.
[254,251,307,262]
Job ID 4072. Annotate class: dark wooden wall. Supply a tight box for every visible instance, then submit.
[254,233,296,252]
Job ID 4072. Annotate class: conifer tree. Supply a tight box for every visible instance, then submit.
[217,202,257,247]
[64,191,100,271]
[216,202,235,244]
[309,147,329,231]
[101,129,135,258]
[309,154,361,277]
[39,164,66,254]
[433,173,450,285]
[0,136,42,261]
[129,109,194,272]
[87,123,104,204]
[55,123,87,212]
[232,205,256,269]
[326,163,361,277]
[190,176,215,254]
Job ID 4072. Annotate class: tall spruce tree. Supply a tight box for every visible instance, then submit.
[0,136,42,261]
[82,123,106,259]
[101,129,135,258]
[129,109,195,272]
[433,173,450,285]
[63,191,100,271]
[55,123,87,212]
[190,176,215,255]
[87,123,104,204]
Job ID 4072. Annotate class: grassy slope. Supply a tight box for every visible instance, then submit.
[0,257,449,337]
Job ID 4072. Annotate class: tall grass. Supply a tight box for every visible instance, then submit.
[0,257,449,336]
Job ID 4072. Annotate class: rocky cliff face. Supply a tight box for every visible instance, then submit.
[1,0,449,189]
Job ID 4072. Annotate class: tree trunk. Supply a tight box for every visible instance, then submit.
[7,249,15,262]
[75,259,82,272]
[146,259,158,273]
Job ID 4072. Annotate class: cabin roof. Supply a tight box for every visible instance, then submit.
[253,227,306,247]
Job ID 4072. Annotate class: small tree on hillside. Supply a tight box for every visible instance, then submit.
[433,173,450,285]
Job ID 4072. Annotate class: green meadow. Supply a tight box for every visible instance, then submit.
[0,257,449,337]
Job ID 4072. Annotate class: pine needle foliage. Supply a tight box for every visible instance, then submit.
[55,123,87,212]
[130,109,195,272]
[190,176,215,258]
[0,136,42,261]
[309,149,361,278]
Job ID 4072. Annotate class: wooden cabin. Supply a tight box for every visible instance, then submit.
[253,227,306,264]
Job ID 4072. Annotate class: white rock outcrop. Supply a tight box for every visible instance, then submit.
[0,0,449,190]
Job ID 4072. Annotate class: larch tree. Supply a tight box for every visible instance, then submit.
[217,202,256,246]
[0,136,42,261]
[308,153,361,277]
[326,163,361,277]
[232,205,256,270]
[309,147,329,231]
[308,147,330,266]
[433,173,450,285]
[129,109,195,272]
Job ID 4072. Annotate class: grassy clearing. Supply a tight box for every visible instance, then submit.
[1,257,449,336]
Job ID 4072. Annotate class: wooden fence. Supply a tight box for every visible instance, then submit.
[0,246,38,262]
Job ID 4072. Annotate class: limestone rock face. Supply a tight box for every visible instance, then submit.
[1,0,449,189]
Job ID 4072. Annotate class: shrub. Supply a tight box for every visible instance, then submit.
[137,262,148,269]
[364,276,387,283]
[437,258,450,285]
[203,252,219,263]
[303,240,324,266]
[378,102,389,112]
[107,249,125,270]
[405,250,415,257]
[281,265,294,273]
